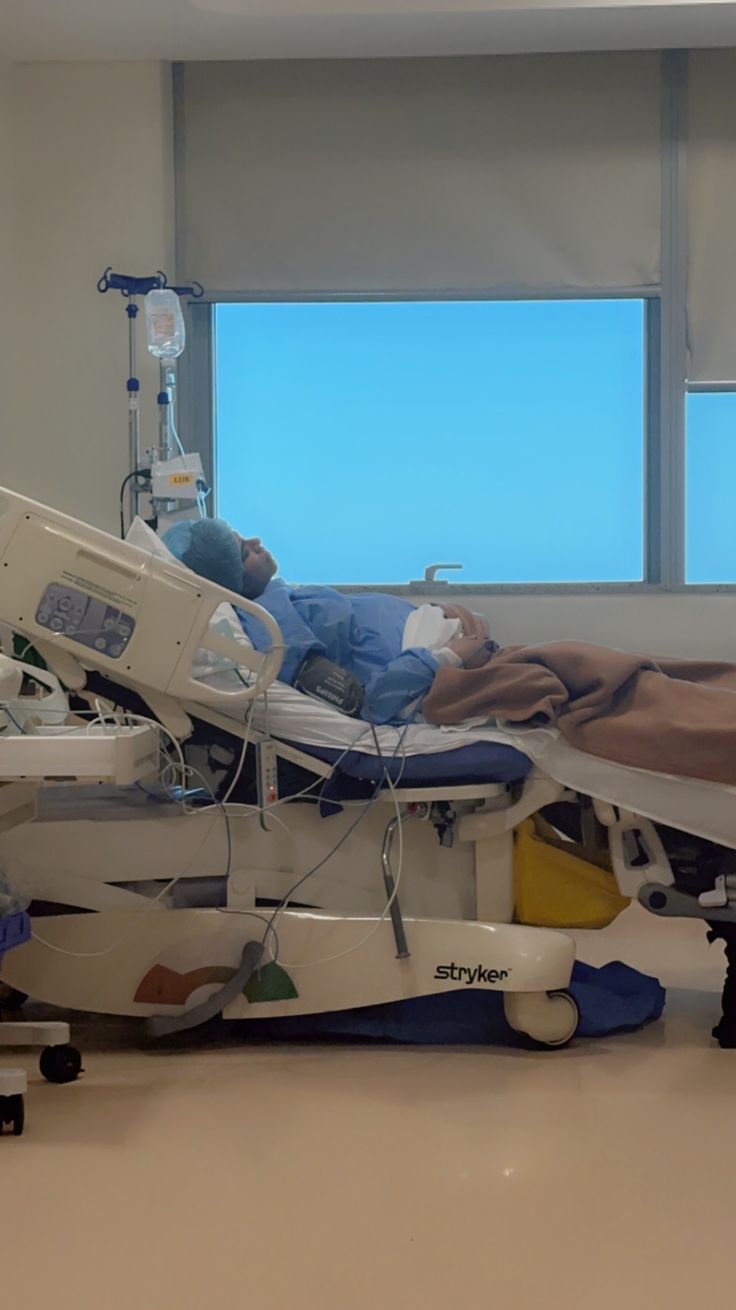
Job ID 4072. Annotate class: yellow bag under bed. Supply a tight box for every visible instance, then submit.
[513,815,630,930]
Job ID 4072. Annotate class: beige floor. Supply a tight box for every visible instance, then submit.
[2,906,734,1310]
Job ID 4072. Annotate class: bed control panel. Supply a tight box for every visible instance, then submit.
[257,739,279,809]
[35,583,136,660]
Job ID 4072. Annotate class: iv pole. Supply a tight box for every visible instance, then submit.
[97,269,204,528]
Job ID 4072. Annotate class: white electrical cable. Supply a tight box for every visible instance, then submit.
[189,719,380,826]
[30,869,183,959]
[266,768,406,971]
[168,410,187,460]
[218,706,254,805]
[261,724,409,935]
[25,719,364,962]
[24,656,415,970]
[221,799,293,837]
[29,762,228,960]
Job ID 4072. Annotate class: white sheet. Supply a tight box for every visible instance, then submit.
[251,679,514,757]
[250,687,736,850]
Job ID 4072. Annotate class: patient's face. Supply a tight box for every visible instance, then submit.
[236,533,278,599]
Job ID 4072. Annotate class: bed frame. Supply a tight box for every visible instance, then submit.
[0,486,579,1047]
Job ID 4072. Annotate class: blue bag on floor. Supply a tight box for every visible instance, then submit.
[569,960,665,1038]
[246,959,665,1046]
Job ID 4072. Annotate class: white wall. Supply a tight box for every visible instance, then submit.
[4,62,174,532]
[2,60,734,660]
[0,67,15,448]
[419,592,736,662]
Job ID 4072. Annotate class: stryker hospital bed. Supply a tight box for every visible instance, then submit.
[0,486,734,1049]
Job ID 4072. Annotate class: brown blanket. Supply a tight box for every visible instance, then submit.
[422,642,736,785]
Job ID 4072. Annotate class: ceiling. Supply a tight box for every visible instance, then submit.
[2,0,736,61]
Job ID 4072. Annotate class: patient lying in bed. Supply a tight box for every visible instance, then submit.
[163,517,495,725]
[162,517,736,787]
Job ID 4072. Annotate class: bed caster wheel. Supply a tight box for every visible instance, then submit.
[712,1019,736,1049]
[39,1044,83,1084]
[0,1094,25,1136]
[504,990,579,1048]
[0,986,28,1011]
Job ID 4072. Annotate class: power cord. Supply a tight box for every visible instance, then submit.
[25,685,414,972]
[261,727,410,953]
[265,767,406,971]
[29,750,234,960]
[119,468,151,539]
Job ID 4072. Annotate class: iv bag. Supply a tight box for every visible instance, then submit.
[145,288,185,360]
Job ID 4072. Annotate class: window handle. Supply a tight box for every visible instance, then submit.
[423,563,463,583]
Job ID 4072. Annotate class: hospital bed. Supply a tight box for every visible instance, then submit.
[0,486,579,1051]
[0,486,733,1050]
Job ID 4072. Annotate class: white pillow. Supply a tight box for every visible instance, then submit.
[125,517,255,687]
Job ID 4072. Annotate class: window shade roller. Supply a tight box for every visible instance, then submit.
[175,54,661,295]
[687,50,736,384]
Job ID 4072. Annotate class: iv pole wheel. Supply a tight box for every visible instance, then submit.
[39,1044,83,1084]
[0,1070,27,1136]
[0,985,28,1010]
[0,1093,25,1136]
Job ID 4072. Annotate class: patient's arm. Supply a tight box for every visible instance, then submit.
[361,647,439,725]
[447,634,494,668]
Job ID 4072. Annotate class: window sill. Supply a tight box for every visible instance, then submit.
[323,582,736,596]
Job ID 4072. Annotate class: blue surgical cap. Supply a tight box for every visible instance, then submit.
[162,518,243,594]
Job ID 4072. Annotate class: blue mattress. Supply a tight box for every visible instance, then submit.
[297,739,532,792]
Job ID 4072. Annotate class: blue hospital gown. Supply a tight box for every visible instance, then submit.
[236,579,438,724]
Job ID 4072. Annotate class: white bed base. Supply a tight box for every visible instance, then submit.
[0,769,579,1046]
[3,908,578,1046]
[0,771,561,920]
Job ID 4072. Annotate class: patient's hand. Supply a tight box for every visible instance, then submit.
[447,634,491,668]
[442,604,487,640]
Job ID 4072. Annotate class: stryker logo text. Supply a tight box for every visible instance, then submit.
[434,962,510,985]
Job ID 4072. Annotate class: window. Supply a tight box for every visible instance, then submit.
[214,299,645,585]
[686,392,736,583]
